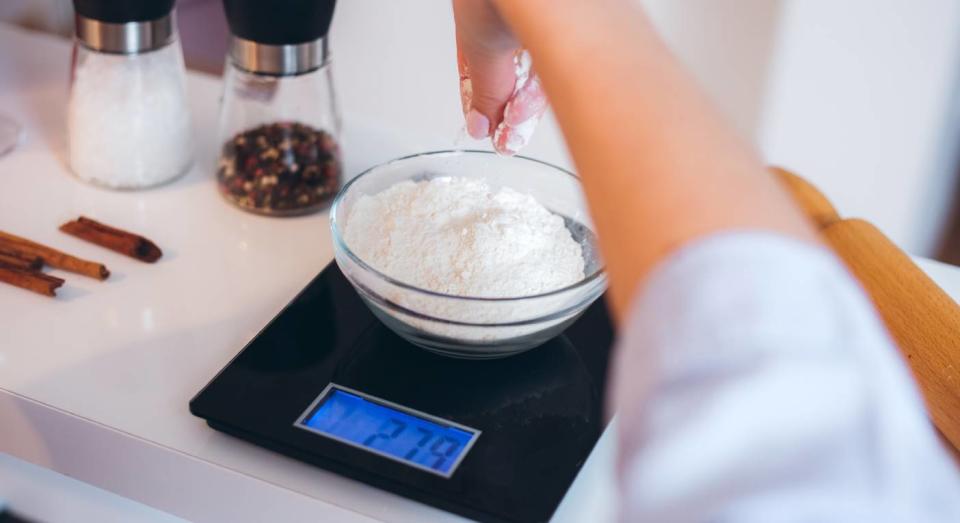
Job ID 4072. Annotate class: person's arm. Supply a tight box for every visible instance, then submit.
[465,0,816,321]
[455,2,960,521]
[454,1,960,521]
[611,232,960,521]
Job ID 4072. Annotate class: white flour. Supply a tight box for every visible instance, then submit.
[344,177,584,299]
[342,176,594,345]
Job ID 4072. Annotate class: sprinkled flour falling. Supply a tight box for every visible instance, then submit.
[493,50,535,154]
[344,177,585,298]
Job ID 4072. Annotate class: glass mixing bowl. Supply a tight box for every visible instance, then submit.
[330,150,606,359]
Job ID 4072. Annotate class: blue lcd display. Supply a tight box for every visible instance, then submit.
[295,385,480,477]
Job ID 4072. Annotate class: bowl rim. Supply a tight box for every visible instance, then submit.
[330,149,607,302]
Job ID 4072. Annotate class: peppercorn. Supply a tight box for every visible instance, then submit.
[217,122,342,216]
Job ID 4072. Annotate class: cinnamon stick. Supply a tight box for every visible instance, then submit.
[59,217,162,263]
[0,246,42,271]
[0,262,64,297]
[0,230,109,280]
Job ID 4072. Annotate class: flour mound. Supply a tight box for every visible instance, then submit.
[344,177,585,298]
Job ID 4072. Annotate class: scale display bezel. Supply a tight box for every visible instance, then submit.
[294,383,482,478]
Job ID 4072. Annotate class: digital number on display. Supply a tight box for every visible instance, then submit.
[295,385,481,477]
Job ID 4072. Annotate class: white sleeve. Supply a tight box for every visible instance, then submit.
[610,232,960,522]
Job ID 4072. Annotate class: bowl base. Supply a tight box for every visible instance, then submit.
[406,341,534,360]
[363,302,587,359]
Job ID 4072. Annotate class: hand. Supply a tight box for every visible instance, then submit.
[453,0,548,155]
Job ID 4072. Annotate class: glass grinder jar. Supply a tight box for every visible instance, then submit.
[68,0,193,189]
[217,0,342,216]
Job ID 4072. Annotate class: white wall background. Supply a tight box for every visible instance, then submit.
[643,0,960,255]
[642,0,783,139]
[760,0,960,255]
[0,0,70,35]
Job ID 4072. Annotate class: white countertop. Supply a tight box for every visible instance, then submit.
[3,11,960,523]
[0,19,611,523]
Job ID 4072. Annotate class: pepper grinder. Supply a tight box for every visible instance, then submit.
[216,0,342,216]
[68,0,193,189]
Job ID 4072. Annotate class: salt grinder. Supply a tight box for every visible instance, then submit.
[68,0,193,189]
[216,0,342,216]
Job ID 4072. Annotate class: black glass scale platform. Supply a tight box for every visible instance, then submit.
[190,262,615,523]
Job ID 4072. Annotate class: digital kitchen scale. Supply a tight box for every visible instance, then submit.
[190,262,614,523]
